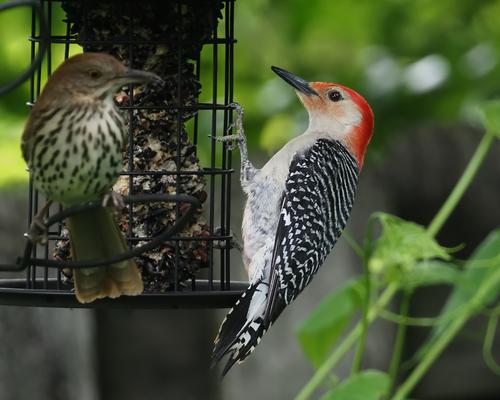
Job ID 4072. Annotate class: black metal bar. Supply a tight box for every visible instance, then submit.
[32,0,45,289]
[43,0,53,290]
[58,18,71,290]
[28,36,237,45]
[0,279,248,309]
[174,0,183,292]
[193,55,201,153]
[226,0,236,290]
[220,0,230,290]
[119,168,234,176]
[208,0,219,291]
[63,16,70,59]
[127,4,135,254]
[44,234,233,242]
[26,101,234,111]
[27,2,36,290]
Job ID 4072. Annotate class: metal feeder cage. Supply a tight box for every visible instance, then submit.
[0,0,246,308]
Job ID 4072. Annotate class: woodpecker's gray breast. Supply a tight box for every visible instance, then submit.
[242,171,284,272]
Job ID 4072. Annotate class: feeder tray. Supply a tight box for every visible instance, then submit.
[0,0,246,308]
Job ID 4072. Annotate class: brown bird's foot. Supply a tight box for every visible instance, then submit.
[213,226,243,252]
[26,200,53,244]
[102,191,126,210]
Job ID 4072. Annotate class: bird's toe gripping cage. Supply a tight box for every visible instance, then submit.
[0,0,247,308]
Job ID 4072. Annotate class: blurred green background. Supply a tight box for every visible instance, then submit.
[2,0,500,186]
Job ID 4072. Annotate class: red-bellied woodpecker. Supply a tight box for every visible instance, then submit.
[212,66,374,375]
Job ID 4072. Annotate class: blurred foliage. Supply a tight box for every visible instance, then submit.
[1,0,500,185]
[0,2,79,187]
[319,370,389,400]
[297,278,365,368]
[367,213,450,278]
[416,228,500,360]
[0,3,31,186]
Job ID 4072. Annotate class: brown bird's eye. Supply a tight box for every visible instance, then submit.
[89,70,102,79]
[328,90,343,102]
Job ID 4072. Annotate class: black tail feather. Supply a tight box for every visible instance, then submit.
[221,354,238,377]
[212,282,268,376]
[220,317,267,377]
[212,283,258,364]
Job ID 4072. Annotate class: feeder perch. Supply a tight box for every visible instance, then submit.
[0,0,246,308]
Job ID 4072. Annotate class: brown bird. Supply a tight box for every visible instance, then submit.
[21,52,161,303]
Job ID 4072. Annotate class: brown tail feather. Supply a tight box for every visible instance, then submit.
[67,207,143,303]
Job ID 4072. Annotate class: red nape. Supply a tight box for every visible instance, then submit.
[339,84,374,168]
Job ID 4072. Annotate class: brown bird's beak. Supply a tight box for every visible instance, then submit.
[271,66,318,96]
[120,68,163,85]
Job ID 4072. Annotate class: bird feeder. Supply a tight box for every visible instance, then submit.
[0,0,246,308]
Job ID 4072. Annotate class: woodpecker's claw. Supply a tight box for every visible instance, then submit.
[225,103,244,134]
[211,133,242,151]
[229,102,244,115]
[102,191,126,209]
[213,227,243,252]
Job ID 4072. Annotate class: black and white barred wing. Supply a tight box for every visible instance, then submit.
[264,139,359,324]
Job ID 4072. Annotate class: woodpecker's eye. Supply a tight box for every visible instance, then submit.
[328,90,343,102]
[88,70,102,79]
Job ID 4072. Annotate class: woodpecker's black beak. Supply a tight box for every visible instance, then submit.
[121,68,163,84]
[271,66,318,96]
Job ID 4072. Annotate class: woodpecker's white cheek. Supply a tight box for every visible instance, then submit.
[341,103,362,127]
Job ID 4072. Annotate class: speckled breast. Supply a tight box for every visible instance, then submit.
[30,102,126,206]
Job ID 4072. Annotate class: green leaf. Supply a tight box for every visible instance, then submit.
[399,260,461,290]
[319,370,389,400]
[415,229,500,361]
[368,213,450,278]
[296,279,366,367]
[478,100,500,139]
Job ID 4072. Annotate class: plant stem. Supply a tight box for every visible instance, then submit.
[388,290,411,395]
[342,230,364,258]
[351,218,376,374]
[482,313,500,375]
[295,283,398,400]
[379,304,465,327]
[392,260,500,400]
[351,271,370,374]
[427,132,494,237]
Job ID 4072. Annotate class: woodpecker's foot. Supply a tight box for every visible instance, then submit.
[226,102,244,137]
[102,191,126,209]
[212,133,244,151]
[211,103,246,151]
[26,201,52,244]
[213,227,243,252]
